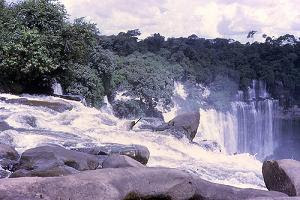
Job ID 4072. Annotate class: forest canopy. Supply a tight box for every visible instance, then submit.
[0,0,299,117]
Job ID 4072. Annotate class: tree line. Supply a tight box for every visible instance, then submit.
[0,0,299,117]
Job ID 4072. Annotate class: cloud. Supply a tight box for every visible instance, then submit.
[9,0,300,42]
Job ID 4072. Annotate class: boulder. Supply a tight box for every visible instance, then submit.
[72,143,150,165]
[0,167,287,200]
[192,176,287,200]
[262,159,300,196]
[0,167,195,200]
[0,144,19,161]
[0,169,10,178]
[102,155,145,168]
[11,145,99,178]
[154,112,200,141]
[10,166,79,178]
[0,97,73,112]
[0,144,19,171]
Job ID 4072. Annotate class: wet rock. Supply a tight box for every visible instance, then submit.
[0,144,19,171]
[72,143,150,165]
[153,112,200,141]
[11,145,99,178]
[0,97,73,112]
[0,169,10,178]
[0,116,12,132]
[0,144,19,161]
[22,116,37,128]
[262,159,300,196]
[0,130,16,146]
[0,167,287,200]
[102,155,145,169]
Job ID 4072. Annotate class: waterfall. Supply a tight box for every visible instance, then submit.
[179,80,279,159]
[101,96,114,115]
[52,80,63,96]
[231,99,278,159]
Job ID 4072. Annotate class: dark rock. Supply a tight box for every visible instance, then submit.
[262,159,300,196]
[22,116,37,128]
[72,143,150,165]
[0,144,19,161]
[0,97,73,112]
[0,169,10,179]
[0,167,287,200]
[102,155,145,169]
[11,145,99,178]
[153,112,200,141]
[0,116,12,132]
[0,144,19,171]
[10,166,79,178]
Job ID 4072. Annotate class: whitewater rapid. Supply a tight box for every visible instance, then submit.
[0,93,266,190]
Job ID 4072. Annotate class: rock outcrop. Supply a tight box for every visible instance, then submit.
[0,144,19,172]
[263,159,300,196]
[0,97,73,112]
[10,145,99,178]
[72,143,150,165]
[0,167,288,200]
[153,112,200,141]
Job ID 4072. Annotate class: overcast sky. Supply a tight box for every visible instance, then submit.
[15,0,300,41]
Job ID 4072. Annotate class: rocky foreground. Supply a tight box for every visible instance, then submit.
[0,142,296,200]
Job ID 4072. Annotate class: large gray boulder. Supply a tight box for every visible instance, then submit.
[154,112,200,141]
[72,143,150,165]
[102,155,145,169]
[263,159,300,196]
[10,145,99,178]
[192,176,287,200]
[0,167,287,200]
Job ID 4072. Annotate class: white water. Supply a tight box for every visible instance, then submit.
[51,80,63,96]
[0,93,266,190]
[164,81,278,159]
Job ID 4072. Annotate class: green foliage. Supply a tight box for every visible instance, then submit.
[114,52,181,110]
[0,0,299,112]
[64,63,105,107]
[1,28,57,80]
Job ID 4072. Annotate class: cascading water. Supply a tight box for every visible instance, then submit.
[231,80,279,159]
[51,80,63,96]
[165,81,279,159]
[0,93,266,189]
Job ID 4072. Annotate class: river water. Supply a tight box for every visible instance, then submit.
[0,91,266,190]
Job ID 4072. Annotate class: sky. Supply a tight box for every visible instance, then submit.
[9,0,300,42]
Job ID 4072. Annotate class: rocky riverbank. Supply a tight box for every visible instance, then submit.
[0,143,297,200]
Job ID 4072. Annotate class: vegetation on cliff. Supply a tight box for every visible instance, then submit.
[0,0,299,115]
